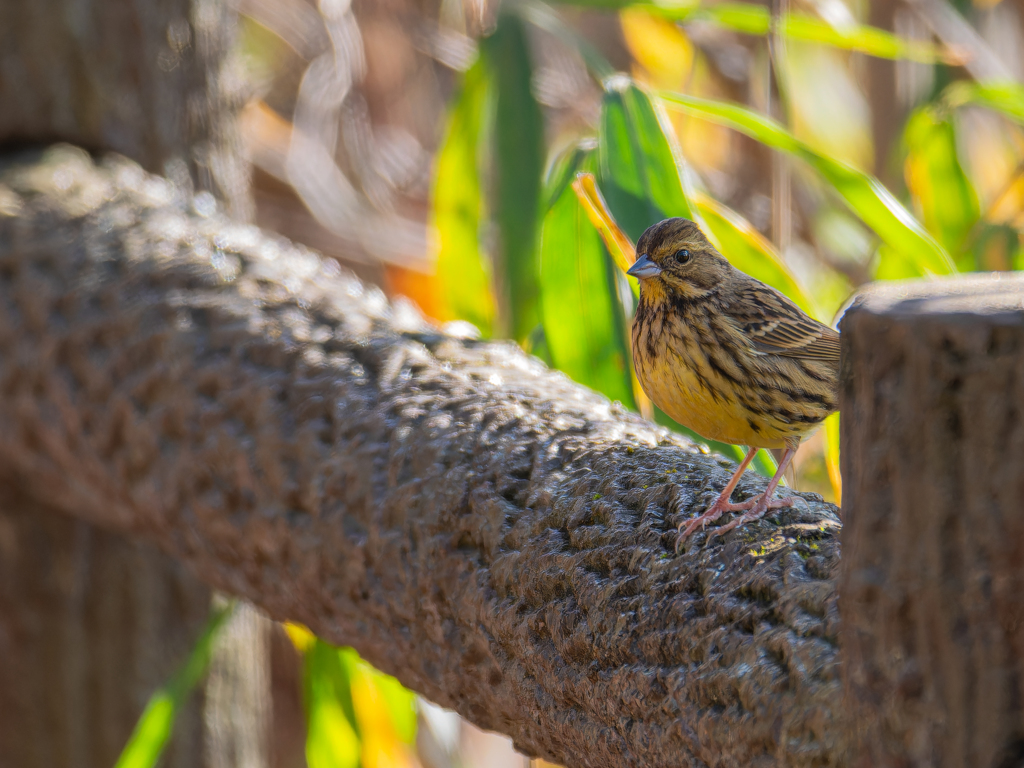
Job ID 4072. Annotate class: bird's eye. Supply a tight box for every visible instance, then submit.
[674,249,691,263]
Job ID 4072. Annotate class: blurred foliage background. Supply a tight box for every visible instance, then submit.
[121,0,1024,765]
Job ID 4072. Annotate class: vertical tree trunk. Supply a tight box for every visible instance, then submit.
[866,0,900,188]
[840,274,1024,768]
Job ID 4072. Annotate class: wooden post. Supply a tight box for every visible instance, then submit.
[0,501,212,768]
[840,273,1024,768]
[0,2,255,765]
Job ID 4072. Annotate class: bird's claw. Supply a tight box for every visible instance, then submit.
[706,495,795,541]
[675,493,796,550]
[674,495,757,551]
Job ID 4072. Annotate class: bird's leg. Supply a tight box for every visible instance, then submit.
[707,446,798,540]
[675,446,759,548]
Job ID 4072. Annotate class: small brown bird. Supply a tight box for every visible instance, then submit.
[627,218,840,545]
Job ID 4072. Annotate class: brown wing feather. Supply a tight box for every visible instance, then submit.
[723,284,840,363]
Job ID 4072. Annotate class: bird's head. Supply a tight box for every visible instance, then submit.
[627,218,731,299]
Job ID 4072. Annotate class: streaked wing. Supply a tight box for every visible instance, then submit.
[723,284,840,363]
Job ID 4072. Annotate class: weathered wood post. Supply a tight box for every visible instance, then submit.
[840,273,1024,768]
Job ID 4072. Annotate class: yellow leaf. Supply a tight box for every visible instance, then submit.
[571,172,636,275]
[360,736,418,768]
[620,8,694,87]
[824,412,841,504]
[306,698,360,768]
[283,622,316,653]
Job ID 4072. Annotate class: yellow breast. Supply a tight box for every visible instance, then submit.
[631,302,826,450]
[636,346,789,448]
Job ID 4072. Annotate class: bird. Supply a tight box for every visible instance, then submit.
[626,218,840,547]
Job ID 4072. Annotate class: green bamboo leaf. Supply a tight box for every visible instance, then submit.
[753,447,778,479]
[114,602,236,768]
[662,3,961,63]
[659,90,955,276]
[598,76,692,242]
[780,13,958,63]
[871,245,926,280]
[682,2,769,35]
[305,697,360,768]
[303,643,417,767]
[944,81,1024,123]
[540,149,636,408]
[304,642,362,768]
[483,11,546,343]
[432,58,496,336]
[549,0,958,61]
[903,106,979,268]
[369,669,418,745]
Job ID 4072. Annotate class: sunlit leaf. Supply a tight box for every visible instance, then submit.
[551,0,962,62]
[620,7,694,85]
[365,670,418,745]
[284,621,316,653]
[483,11,546,342]
[903,106,979,269]
[541,150,636,408]
[543,139,589,211]
[383,266,449,325]
[871,245,925,280]
[823,412,841,503]
[305,642,361,747]
[659,90,956,276]
[942,82,1024,230]
[302,640,418,768]
[306,697,361,768]
[114,602,236,768]
[572,171,637,277]
[432,58,496,336]
[599,76,693,243]
[567,171,653,416]
[674,2,769,35]
[1013,231,1024,271]
[526,324,556,367]
[238,16,293,82]
[749,452,778,479]
[944,81,1024,124]
[778,12,964,63]
[752,447,778,478]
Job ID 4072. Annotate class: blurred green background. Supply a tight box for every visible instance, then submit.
[124,0,1024,765]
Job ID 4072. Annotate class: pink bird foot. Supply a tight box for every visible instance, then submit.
[673,444,799,550]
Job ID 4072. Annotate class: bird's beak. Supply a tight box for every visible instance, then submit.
[626,254,662,279]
